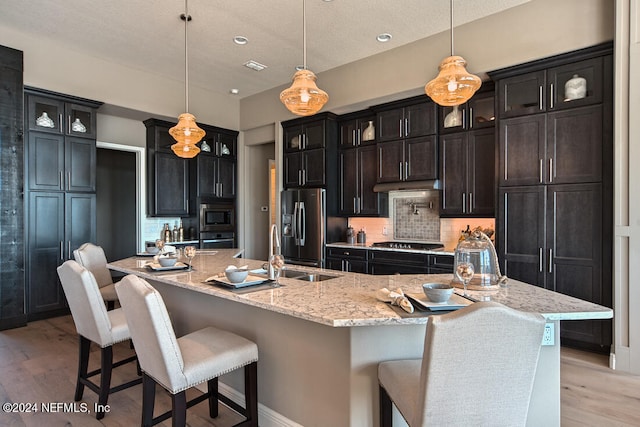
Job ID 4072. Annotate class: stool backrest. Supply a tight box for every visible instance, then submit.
[115,275,185,391]
[73,243,113,289]
[414,301,546,426]
[57,260,115,346]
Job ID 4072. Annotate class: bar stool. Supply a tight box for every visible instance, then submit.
[378,301,545,426]
[115,274,259,427]
[73,242,118,310]
[56,260,142,420]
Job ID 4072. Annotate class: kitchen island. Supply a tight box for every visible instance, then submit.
[108,249,612,427]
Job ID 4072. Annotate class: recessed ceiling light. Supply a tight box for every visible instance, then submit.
[376,33,392,43]
[244,60,267,71]
[233,36,248,45]
[230,88,239,94]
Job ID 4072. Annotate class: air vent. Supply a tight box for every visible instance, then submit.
[244,60,267,71]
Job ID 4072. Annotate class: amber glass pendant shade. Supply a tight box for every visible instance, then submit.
[170,113,205,159]
[425,55,481,106]
[280,69,329,116]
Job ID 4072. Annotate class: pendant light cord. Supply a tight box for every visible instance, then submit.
[184,0,190,112]
[450,0,454,56]
[302,0,307,70]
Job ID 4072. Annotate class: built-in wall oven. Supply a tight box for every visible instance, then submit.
[199,203,236,249]
[200,231,235,249]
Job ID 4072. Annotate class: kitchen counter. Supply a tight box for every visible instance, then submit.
[108,249,612,427]
[327,241,456,255]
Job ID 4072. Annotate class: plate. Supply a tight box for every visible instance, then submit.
[205,274,272,289]
[406,292,472,311]
[146,262,189,271]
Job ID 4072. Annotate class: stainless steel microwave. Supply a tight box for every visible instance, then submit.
[199,203,235,232]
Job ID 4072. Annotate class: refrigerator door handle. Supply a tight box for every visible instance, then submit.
[292,201,299,244]
[299,202,306,246]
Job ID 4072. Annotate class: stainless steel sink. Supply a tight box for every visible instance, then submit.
[295,273,339,282]
[279,269,309,279]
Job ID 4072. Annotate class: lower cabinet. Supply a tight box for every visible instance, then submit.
[326,247,368,273]
[27,192,96,318]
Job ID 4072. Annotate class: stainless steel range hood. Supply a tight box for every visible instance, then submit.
[373,180,441,192]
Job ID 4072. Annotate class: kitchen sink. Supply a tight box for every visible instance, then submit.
[279,269,309,279]
[295,273,339,282]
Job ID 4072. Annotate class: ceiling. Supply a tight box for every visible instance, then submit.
[1,0,529,99]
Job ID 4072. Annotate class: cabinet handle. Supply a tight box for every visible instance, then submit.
[68,241,71,259]
[404,118,408,137]
[539,159,544,184]
[301,133,306,150]
[356,129,361,146]
[357,197,361,214]
[539,248,543,272]
[59,171,63,189]
[67,171,71,190]
[60,241,64,261]
[345,251,350,255]
[379,148,383,178]
[346,260,351,272]
[549,158,553,183]
[59,114,63,133]
[468,192,473,213]
[405,161,409,180]
[399,162,403,181]
[353,197,357,213]
[548,248,553,273]
[468,107,473,129]
[398,119,403,138]
[539,85,544,110]
[298,170,302,186]
[462,193,466,213]
[219,183,223,197]
[352,130,356,146]
[550,83,555,109]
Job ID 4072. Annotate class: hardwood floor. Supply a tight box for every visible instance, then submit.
[1,315,639,426]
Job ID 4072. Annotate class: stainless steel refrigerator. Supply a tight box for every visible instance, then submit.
[281,188,347,268]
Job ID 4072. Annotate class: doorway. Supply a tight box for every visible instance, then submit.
[96,147,137,260]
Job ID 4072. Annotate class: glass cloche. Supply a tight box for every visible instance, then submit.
[452,230,507,289]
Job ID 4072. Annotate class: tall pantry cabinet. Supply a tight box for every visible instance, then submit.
[489,42,613,352]
[24,87,102,320]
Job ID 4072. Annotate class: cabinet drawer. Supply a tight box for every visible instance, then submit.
[326,247,367,260]
[368,250,429,265]
[429,254,454,271]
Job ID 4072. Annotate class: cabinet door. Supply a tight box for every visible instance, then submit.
[196,154,218,198]
[468,128,496,216]
[468,91,496,130]
[155,125,178,152]
[302,148,326,187]
[65,193,96,260]
[339,149,357,215]
[406,135,438,181]
[345,259,368,273]
[377,140,404,182]
[303,120,326,150]
[28,132,64,191]
[284,152,302,188]
[27,192,65,314]
[547,57,603,111]
[154,152,189,216]
[340,119,358,148]
[377,109,404,142]
[499,115,546,186]
[66,103,97,138]
[405,102,436,138]
[217,157,236,198]
[357,145,383,215]
[326,258,344,272]
[497,186,546,288]
[283,125,303,152]
[439,105,466,133]
[66,137,96,192]
[439,133,467,215]
[498,70,546,118]
[215,132,237,157]
[27,95,64,134]
[546,105,602,184]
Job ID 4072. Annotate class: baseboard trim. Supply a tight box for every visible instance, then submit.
[0,315,27,331]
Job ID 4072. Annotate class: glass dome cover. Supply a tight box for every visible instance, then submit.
[452,231,507,289]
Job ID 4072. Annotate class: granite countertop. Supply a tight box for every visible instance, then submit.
[107,249,612,328]
[327,242,456,255]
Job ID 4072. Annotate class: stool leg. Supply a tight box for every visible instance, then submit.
[244,362,258,427]
[74,336,91,401]
[379,385,393,427]
[207,377,218,418]
[142,374,156,427]
[96,346,113,420]
[172,391,187,427]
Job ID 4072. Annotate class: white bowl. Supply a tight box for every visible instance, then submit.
[422,283,454,303]
[225,269,248,283]
[157,256,178,267]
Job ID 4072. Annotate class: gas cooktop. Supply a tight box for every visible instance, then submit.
[371,241,444,251]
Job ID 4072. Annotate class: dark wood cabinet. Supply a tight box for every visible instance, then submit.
[491,42,613,352]
[377,136,438,183]
[339,144,388,217]
[375,98,436,142]
[281,112,338,191]
[339,111,376,148]
[326,247,368,273]
[439,83,495,134]
[440,128,495,217]
[144,118,238,216]
[24,87,101,321]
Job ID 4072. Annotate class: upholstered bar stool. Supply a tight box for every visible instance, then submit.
[57,260,142,420]
[115,274,259,427]
[378,301,546,427]
[73,242,119,310]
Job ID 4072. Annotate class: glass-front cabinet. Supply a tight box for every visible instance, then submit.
[439,82,495,133]
[27,95,97,138]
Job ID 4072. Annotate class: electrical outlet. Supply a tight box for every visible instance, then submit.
[541,322,554,346]
[382,226,388,236]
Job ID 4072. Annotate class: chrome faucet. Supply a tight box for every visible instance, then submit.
[268,223,280,279]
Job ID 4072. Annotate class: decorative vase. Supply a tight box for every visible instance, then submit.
[564,74,587,101]
[71,118,86,133]
[36,112,55,128]
[444,105,462,128]
[200,140,211,152]
[362,121,375,141]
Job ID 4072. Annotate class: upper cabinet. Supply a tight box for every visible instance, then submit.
[339,110,376,148]
[283,116,332,152]
[375,97,436,142]
[497,55,604,119]
[439,82,495,134]
[27,94,97,139]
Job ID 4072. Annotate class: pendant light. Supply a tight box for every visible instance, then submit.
[280,0,329,116]
[170,0,205,158]
[425,0,481,106]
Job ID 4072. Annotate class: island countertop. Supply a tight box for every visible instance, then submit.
[107,249,612,327]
